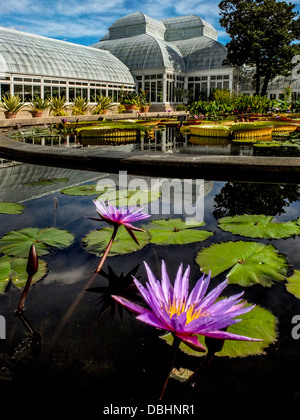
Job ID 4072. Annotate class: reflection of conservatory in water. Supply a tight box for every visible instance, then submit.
[92,12,240,109]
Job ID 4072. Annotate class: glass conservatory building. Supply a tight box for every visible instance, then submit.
[0,26,136,103]
[92,12,241,109]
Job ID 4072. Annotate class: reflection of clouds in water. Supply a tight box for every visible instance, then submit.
[43,266,90,285]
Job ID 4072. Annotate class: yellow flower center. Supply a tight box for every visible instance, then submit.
[164,299,207,324]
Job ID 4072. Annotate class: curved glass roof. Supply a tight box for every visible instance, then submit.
[0,26,135,84]
[93,34,185,71]
[173,37,228,71]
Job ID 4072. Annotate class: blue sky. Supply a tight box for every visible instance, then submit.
[1,0,300,47]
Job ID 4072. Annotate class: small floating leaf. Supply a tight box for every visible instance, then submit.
[196,240,288,287]
[143,218,213,245]
[24,177,69,186]
[0,227,75,257]
[218,214,300,239]
[286,270,300,298]
[0,202,25,215]
[97,189,160,207]
[161,303,277,358]
[0,255,47,293]
[82,225,150,257]
[60,184,109,196]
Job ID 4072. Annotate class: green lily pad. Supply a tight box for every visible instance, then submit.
[218,214,300,239]
[196,241,288,287]
[0,202,25,214]
[0,227,75,257]
[24,177,69,186]
[82,225,151,257]
[286,270,300,298]
[60,184,110,196]
[162,303,277,358]
[142,218,213,245]
[0,255,48,293]
[96,189,160,207]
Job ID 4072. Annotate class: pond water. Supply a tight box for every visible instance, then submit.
[1,162,300,414]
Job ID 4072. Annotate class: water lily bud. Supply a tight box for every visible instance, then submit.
[26,244,38,277]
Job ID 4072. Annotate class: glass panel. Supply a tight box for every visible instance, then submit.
[69,87,75,101]
[0,83,10,97]
[44,86,51,99]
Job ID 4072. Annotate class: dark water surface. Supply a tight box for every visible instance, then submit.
[0,163,300,415]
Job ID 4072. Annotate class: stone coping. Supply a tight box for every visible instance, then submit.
[1,130,300,183]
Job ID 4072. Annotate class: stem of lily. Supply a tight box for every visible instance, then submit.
[52,225,119,343]
[159,335,181,401]
[183,350,214,386]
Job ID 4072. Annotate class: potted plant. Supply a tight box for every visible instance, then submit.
[29,97,49,117]
[119,90,138,111]
[0,94,25,119]
[71,97,89,115]
[49,96,68,116]
[138,90,151,112]
[91,95,114,114]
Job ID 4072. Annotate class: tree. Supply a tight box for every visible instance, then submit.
[219,0,300,96]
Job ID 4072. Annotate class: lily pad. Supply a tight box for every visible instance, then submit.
[142,218,213,245]
[82,225,151,257]
[96,189,160,207]
[24,177,69,186]
[196,240,288,287]
[0,255,47,293]
[162,303,277,358]
[218,214,300,239]
[0,227,75,257]
[286,270,300,298]
[0,202,25,215]
[60,184,110,196]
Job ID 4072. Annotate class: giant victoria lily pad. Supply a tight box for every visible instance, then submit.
[196,240,288,287]
[82,225,151,257]
[0,227,75,257]
[162,303,277,358]
[142,218,213,245]
[218,214,300,239]
[0,255,47,293]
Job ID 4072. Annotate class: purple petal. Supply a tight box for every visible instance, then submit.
[200,329,262,341]
[173,263,183,300]
[136,312,169,330]
[186,272,210,306]
[112,295,149,315]
[161,260,173,303]
[175,333,206,351]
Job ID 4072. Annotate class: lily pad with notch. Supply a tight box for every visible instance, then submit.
[142,218,213,245]
[196,240,288,287]
[218,214,300,239]
[0,227,75,257]
[0,255,47,293]
[0,202,25,215]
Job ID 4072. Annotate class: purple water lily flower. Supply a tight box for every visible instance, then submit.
[113,261,260,351]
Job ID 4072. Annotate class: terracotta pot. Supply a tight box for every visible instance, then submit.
[141,106,150,112]
[31,110,43,118]
[4,111,17,119]
[124,103,136,111]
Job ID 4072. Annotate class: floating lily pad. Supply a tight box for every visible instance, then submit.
[96,189,160,207]
[24,177,69,186]
[218,214,300,239]
[286,270,300,298]
[0,227,75,257]
[60,184,111,196]
[162,303,277,358]
[196,241,288,287]
[0,255,47,293]
[0,202,25,215]
[82,225,151,257]
[142,218,213,245]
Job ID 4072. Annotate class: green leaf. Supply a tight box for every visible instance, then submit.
[142,218,213,245]
[0,202,25,214]
[60,184,110,196]
[96,189,160,207]
[0,255,47,293]
[82,225,150,257]
[218,214,300,239]
[196,240,288,287]
[161,303,277,358]
[24,177,69,186]
[286,270,300,298]
[0,227,75,257]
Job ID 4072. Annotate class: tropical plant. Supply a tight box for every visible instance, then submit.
[29,97,49,112]
[92,95,114,114]
[71,97,89,115]
[0,94,25,113]
[49,96,68,116]
[119,90,138,105]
